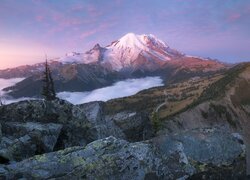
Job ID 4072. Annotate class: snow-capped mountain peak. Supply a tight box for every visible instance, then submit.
[141,34,169,48]
[100,33,183,70]
[58,33,184,71]
[110,33,145,49]
[108,33,169,51]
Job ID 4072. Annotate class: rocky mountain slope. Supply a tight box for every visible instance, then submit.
[3,63,123,98]
[0,63,249,179]
[161,62,250,176]
[0,33,226,98]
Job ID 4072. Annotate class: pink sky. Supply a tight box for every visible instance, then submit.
[0,0,250,69]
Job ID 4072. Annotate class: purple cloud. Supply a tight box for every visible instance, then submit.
[228,13,241,22]
[0,0,250,68]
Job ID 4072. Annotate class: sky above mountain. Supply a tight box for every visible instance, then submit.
[0,0,250,69]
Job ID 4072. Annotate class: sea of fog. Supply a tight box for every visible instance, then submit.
[0,78,35,104]
[57,76,163,105]
[0,76,163,105]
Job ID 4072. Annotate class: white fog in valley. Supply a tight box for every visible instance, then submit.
[0,77,163,105]
[0,78,25,90]
[0,78,34,105]
[57,76,163,105]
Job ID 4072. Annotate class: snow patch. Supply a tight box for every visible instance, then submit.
[59,52,83,64]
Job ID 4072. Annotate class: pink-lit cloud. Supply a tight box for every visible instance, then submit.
[86,5,103,17]
[115,0,123,5]
[80,20,118,40]
[80,30,98,40]
[70,4,104,17]
[35,15,44,22]
[228,13,241,22]
[71,4,85,11]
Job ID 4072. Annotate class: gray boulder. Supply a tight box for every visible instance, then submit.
[75,102,153,142]
[0,127,245,179]
[74,102,126,140]
[0,99,73,124]
[0,135,36,162]
[111,111,153,141]
[0,122,62,162]
[0,100,152,148]
[154,127,244,166]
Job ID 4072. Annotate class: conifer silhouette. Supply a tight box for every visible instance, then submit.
[41,56,56,101]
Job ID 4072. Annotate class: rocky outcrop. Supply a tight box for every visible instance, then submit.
[161,101,242,135]
[110,111,153,141]
[0,99,73,124]
[2,122,62,151]
[154,128,244,166]
[0,99,152,149]
[0,122,62,162]
[72,102,125,141]
[0,127,245,179]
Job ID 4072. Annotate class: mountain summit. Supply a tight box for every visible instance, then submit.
[61,33,184,71]
[101,33,183,70]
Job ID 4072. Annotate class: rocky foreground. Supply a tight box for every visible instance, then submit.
[0,98,247,179]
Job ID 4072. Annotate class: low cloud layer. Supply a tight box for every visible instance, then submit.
[0,78,33,105]
[0,77,163,105]
[57,76,163,105]
[0,78,25,91]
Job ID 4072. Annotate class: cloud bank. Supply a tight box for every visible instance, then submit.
[0,77,163,105]
[0,78,35,105]
[57,76,163,105]
[0,78,25,91]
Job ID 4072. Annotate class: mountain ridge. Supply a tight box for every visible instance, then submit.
[0,62,249,179]
[0,33,227,98]
[0,33,225,77]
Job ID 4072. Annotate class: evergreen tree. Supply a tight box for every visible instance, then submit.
[0,92,4,106]
[151,111,160,134]
[41,57,56,101]
[0,96,3,106]
[48,64,56,99]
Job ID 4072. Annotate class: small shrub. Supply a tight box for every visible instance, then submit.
[151,112,161,134]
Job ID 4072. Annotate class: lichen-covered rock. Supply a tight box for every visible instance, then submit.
[0,122,62,162]
[0,99,73,123]
[0,127,245,179]
[71,102,153,143]
[0,135,37,162]
[71,101,107,141]
[0,100,152,149]
[4,122,62,151]
[76,101,104,125]
[75,102,126,140]
[0,136,188,179]
[154,128,244,166]
[111,111,153,141]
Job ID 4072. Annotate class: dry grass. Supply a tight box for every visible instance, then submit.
[105,74,224,119]
[156,74,223,119]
